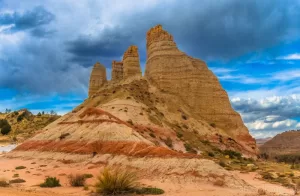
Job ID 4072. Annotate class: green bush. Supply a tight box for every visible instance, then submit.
[0,119,11,135]
[40,177,61,187]
[15,166,26,170]
[68,174,86,187]
[9,178,26,184]
[83,173,93,179]
[223,150,242,159]
[95,167,138,195]
[136,187,165,195]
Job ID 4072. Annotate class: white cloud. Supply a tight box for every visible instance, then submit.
[277,53,300,60]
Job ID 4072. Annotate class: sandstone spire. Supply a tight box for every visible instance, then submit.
[145,25,257,154]
[123,45,142,79]
[111,61,123,82]
[88,62,107,97]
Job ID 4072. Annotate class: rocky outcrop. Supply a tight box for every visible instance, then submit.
[111,61,123,82]
[88,62,107,97]
[260,131,300,156]
[123,45,142,79]
[145,25,257,154]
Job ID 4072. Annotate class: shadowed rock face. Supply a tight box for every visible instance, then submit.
[111,61,123,82]
[123,45,142,79]
[88,62,107,97]
[145,25,257,154]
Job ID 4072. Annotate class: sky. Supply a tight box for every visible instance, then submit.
[0,0,300,138]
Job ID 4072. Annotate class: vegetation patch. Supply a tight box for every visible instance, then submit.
[135,187,165,195]
[9,178,26,184]
[0,179,9,187]
[15,166,26,170]
[68,174,86,187]
[40,177,61,188]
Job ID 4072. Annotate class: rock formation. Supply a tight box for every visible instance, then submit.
[111,61,123,82]
[145,25,257,154]
[260,131,300,157]
[88,62,107,97]
[123,45,142,79]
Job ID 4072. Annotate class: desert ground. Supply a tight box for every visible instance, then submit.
[0,151,294,196]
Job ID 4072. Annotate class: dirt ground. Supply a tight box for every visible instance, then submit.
[0,155,294,196]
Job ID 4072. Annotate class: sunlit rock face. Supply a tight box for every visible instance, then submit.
[111,61,123,82]
[145,25,257,154]
[88,62,107,97]
[123,45,142,79]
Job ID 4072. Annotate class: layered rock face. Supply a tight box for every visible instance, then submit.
[123,45,142,79]
[260,131,300,156]
[88,62,107,97]
[111,61,123,82]
[145,25,257,154]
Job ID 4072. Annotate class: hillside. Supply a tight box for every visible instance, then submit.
[260,130,300,157]
[0,109,60,143]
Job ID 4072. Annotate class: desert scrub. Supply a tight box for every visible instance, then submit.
[95,167,138,195]
[13,173,19,178]
[9,178,26,184]
[40,177,61,187]
[83,173,93,179]
[149,133,156,138]
[68,174,86,187]
[0,178,9,187]
[164,137,173,148]
[15,166,26,170]
[135,187,164,195]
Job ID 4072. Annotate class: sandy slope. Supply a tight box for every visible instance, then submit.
[0,156,293,196]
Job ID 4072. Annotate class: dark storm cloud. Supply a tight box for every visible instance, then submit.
[66,0,300,66]
[1,0,300,95]
[0,6,54,33]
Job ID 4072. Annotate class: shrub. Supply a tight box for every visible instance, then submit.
[95,167,138,195]
[223,150,242,159]
[258,188,267,195]
[9,178,26,184]
[0,178,9,187]
[135,187,165,195]
[127,119,134,126]
[208,152,215,157]
[68,174,86,187]
[213,179,225,186]
[15,166,26,170]
[13,174,19,178]
[1,124,11,135]
[40,177,61,188]
[83,173,93,179]
[210,123,216,128]
[219,161,226,167]
[261,172,274,180]
[149,133,156,138]
[164,137,173,148]
[176,132,183,138]
[59,133,70,140]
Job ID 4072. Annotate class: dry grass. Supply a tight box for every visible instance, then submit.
[95,167,138,195]
[68,174,86,187]
[257,188,267,195]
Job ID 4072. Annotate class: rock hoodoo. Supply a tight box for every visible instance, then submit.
[88,62,107,97]
[111,61,123,82]
[122,45,142,79]
[145,25,257,153]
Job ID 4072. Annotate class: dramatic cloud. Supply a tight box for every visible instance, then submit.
[1,0,300,137]
[0,6,55,35]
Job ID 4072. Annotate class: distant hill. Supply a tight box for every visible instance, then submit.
[259,130,300,157]
[256,137,272,147]
[0,109,60,143]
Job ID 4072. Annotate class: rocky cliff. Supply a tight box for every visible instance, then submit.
[123,45,142,79]
[145,25,257,154]
[88,62,107,97]
[111,61,123,82]
[14,25,258,161]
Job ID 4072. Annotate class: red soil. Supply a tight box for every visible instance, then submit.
[14,140,198,159]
